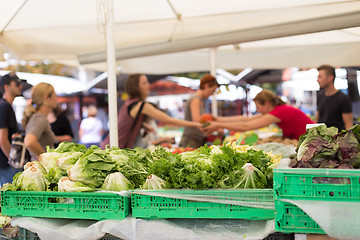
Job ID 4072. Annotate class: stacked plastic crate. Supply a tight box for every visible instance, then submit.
[273,168,360,234]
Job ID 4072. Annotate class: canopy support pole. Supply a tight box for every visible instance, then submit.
[106,0,118,147]
[210,47,218,116]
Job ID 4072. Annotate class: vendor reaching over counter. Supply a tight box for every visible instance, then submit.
[203,89,314,140]
[102,74,202,149]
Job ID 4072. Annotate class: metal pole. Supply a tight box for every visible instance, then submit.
[106,0,119,147]
[210,48,218,116]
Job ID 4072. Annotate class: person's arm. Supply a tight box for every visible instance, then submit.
[203,114,279,133]
[215,114,263,122]
[24,134,45,156]
[315,111,319,123]
[139,102,202,128]
[142,122,155,134]
[79,128,84,140]
[150,137,175,146]
[56,134,73,143]
[0,128,11,158]
[342,112,353,130]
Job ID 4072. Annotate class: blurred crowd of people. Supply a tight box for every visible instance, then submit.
[0,65,354,186]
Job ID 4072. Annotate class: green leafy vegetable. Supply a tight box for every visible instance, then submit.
[296,125,339,167]
[58,177,94,192]
[233,163,267,189]
[51,142,87,153]
[13,166,49,191]
[102,172,133,191]
[24,161,46,174]
[334,125,360,167]
[39,152,68,173]
[56,152,83,171]
[0,214,11,228]
[68,147,118,187]
[142,174,166,190]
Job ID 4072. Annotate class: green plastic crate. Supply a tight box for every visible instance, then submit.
[275,201,325,234]
[131,189,275,220]
[273,168,360,234]
[273,168,360,200]
[0,191,130,221]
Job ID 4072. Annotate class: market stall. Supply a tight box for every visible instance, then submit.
[0,124,359,240]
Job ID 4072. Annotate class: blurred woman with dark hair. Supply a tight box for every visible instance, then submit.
[203,89,314,140]
[48,105,74,147]
[112,74,202,149]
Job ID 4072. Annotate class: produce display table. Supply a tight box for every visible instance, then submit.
[10,216,275,240]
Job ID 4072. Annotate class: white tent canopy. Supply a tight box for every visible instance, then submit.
[1,0,360,147]
[1,0,360,74]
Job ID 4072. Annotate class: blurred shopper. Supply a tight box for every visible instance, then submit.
[315,65,353,130]
[79,105,103,148]
[105,74,202,149]
[48,105,74,147]
[179,74,219,148]
[0,72,23,186]
[22,83,57,161]
[203,89,314,140]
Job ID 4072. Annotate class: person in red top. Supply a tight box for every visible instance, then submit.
[203,89,314,140]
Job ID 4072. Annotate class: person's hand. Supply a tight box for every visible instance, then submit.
[202,121,220,133]
[159,137,176,144]
[193,122,203,129]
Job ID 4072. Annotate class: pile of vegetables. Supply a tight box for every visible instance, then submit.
[1,141,281,192]
[148,144,280,189]
[290,124,360,169]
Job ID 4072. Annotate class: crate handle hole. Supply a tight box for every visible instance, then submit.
[312,177,351,185]
[48,197,74,204]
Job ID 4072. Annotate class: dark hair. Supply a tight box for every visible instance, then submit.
[125,74,144,99]
[199,74,219,90]
[317,65,335,82]
[0,72,21,92]
[253,89,286,107]
[53,105,63,117]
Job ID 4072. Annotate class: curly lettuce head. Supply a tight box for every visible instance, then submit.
[296,125,339,167]
[334,125,360,168]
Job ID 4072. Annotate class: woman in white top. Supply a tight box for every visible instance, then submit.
[79,105,103,148]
